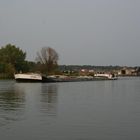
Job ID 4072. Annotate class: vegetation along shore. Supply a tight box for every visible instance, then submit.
[0,44,140,79]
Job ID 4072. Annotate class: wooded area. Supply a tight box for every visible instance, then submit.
[0,44,59,78]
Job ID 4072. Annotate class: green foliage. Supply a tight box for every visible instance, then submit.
[5,63,15,77]
[22,61,37,73]
[0,44,26,77]
[0,63,5,73]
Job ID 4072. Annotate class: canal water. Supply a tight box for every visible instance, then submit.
[0,77,140,140]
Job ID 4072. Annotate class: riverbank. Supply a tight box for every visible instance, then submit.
[0,73,13,79]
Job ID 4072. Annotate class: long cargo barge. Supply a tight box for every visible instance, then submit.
[14,73,118,83]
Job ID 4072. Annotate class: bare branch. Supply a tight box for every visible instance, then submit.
[36,46,59,74]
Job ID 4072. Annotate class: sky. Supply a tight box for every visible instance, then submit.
[0,0,140,66]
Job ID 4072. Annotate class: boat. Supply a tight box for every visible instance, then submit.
[94,73,118,80]
[14,73,57,82]
[14,72,118,83]
[14,73,43,82]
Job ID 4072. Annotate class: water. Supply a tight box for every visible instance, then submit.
[0,77,140,140]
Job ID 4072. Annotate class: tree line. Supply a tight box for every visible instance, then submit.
[0,44,59,78]
[1,44,139,79]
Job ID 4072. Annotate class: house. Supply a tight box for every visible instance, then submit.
[118,67,137,76]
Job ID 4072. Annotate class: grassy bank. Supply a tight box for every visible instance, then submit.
[0,73,14,79]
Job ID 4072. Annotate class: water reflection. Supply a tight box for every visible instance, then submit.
[40,83,58,116]
[0,81,25,126]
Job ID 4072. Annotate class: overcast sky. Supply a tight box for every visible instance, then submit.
[0,0,140,66]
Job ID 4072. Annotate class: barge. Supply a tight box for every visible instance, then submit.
[14,73,118,83]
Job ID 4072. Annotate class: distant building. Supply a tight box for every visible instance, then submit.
[79,69,94,76]
[118,67,137,76]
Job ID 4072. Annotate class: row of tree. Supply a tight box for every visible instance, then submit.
[0,44,59,78]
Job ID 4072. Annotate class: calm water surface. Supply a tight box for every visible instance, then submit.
[0,77,140,140]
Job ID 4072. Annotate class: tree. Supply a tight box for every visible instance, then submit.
[0,44,26,73]
[36,47,59,75]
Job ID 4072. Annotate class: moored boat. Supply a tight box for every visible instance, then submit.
[14,73,118,83]
[14,73,42,82]
[14,73,57,82]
